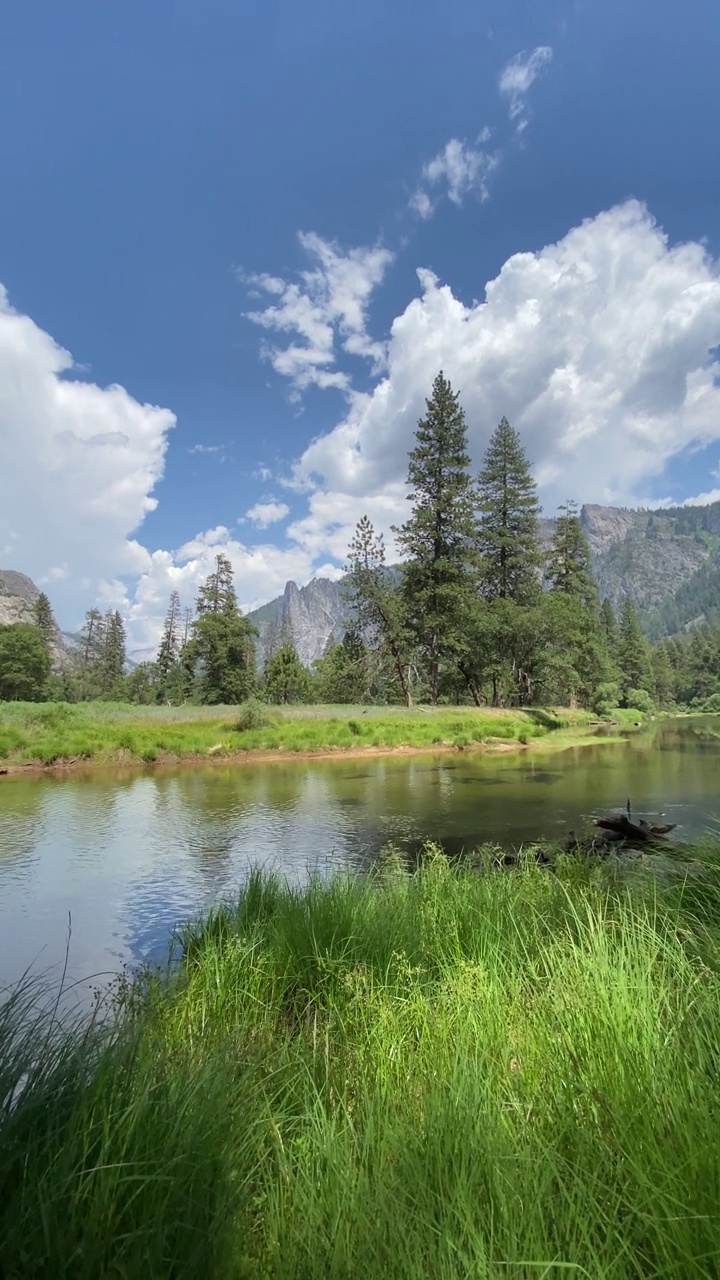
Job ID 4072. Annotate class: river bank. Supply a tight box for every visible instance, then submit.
[0,701,645,776]
[1,843,718,1277]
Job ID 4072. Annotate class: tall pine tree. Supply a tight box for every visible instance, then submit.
[546,501,598,609]
[616,598,654,703]
[394,371,479,704]
[188,555,257,704]
[34,592,55,640]
[346,516,414,706]
[99,610,126,695]
[477,417,541,604]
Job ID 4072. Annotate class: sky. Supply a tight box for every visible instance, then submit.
[1,0,720,651]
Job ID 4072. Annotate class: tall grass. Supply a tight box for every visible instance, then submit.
[1,845,720,1276]
[0,701,600,766]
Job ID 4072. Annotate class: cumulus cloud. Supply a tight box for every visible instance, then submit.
[294,202,720,551]
[123,527,335,654]
[499,46,553,132]
[410,134,498,220]
[0,284,175,621]
[242,232,394,396]
[244,500,290,528]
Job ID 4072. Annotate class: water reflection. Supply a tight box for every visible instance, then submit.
[1,717,720,999]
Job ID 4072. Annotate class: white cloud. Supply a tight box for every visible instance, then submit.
[499,46,553,132]
[244,500,290,528]
[8,200,720,658]
[0,284,175,623]
[187,443,226,458]
[294,202,720,549]
[124,529,336,653]
[410,135,498,220]
[242,232,394,395]
[682,488,720,507]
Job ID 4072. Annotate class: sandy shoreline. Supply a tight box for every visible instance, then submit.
[0,725,627,780]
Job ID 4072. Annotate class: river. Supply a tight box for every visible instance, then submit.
[1,716,719,1002]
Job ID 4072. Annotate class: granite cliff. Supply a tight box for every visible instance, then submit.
[249,500,720,662]
[0,570,79,673]
[4,498,720,676]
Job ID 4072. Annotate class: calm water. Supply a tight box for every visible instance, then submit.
[1,717,719,1001]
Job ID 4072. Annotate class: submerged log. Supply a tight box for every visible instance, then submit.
[592,815,676,842]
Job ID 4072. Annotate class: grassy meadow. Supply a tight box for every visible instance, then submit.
[0,700,621,768]
[1,844,720,1277]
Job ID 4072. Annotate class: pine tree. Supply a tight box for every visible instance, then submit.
[157,591,181,676]
[188,555,257,704]
[34,592,55,639]
[393,371,479,704]
[546,501,598,609]
[477,417,542,604]
[99,610,126,695]
[616,599,654,703]
[313,629,371,704]
[651,641,676,708]
[78,608,106,698]
[346,516,414,706]
[600,598,618,651]
[263,643,309,704]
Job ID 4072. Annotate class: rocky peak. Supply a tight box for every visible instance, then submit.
[0,570,76,673]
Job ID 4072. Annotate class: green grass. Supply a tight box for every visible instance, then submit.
[1,844,720,1277]
[0,701,606,767]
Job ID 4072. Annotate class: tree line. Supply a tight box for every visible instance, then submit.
[2,371,720,711]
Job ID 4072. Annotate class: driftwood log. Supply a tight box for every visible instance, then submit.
[592,815,676,842]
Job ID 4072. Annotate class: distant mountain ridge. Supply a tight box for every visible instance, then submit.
[4,499,720,673]
[249,500,720,662]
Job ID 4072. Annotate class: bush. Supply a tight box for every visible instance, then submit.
[234,698,273,732]
[625,687,654,714]
[591,681,621,718]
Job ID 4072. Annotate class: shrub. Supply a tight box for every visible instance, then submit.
[591,681,621,718]
[347,719,362,736]
[234,699,273,732]
[625,687,654,714]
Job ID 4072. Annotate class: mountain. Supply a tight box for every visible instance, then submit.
[249,500,720,662]
[248,577,350,667]
[578,501,720,637]
[5,498,720,678]
[0,570,80,672]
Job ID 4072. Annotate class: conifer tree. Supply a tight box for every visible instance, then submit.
[346,515,413,706]
[600,598,618,651]
[34,592,55,640]
[546,501,598,609]
[476,417,541,604]
[99,610,126,695]
[188,555,257,703]
[394,371,479,703]
[157,591,181,678]
[313,629,371,704]
[263,643,309,704]
[79,608,105,698]
[616,598,654,702]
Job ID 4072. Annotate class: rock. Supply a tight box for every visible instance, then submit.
[248,576,351,668]
[0,570,78,674]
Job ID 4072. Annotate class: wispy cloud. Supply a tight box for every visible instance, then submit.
[498,46,553,133]
[241,233,394,397]
[187,443,226,458]
[410,134,497,220]
[244,500,290,529]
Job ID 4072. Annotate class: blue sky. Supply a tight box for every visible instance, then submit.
[1,0,719,645]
